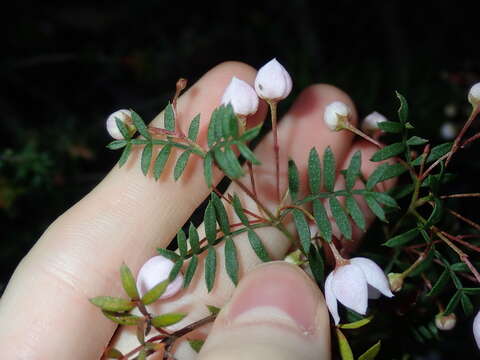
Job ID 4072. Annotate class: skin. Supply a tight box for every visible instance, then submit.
[0,61,390,360]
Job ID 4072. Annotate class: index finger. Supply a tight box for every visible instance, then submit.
[0,62,266,359]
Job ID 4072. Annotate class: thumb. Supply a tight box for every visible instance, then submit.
[198,262,331,360]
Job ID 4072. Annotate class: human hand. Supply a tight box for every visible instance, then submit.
[0,61,385,359]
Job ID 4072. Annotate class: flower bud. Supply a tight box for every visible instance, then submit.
[136,256,183,301]
[254,58,292,101]
[468,82,480,106]
[106,109,134,140]
[361,111,387,132]
[435,312,456,331]
[324,101,350,131]
[221,77,259,117]
[387,272,404,293]
[474,310,480,349]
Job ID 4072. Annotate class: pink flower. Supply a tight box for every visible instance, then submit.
[221,77,259,117]
[254,58,292,101]
[325,257,393,325]
[136,256,183,301]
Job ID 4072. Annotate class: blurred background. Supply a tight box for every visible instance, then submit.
[2,1,480,358]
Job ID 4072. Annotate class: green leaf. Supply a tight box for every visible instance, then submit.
[240,123,263,141]
[323,147,336,192]
[204,201,217,245]
[307,245,324,285]
[188,114,201,141]
[102,311,141,326]
[308,148,321,194]
[225,236,239,285]
[339,316,373,329]
[313,199,332,243]
[214,147,243,179]
[151,313,187,327]
[118,142,132,167]
[336,328,354,360]
[131,110,151,139]
[412,142,453,166]
[451,263,470,272]
[330,196,351,240]
[107,140,128,150]
[288,159,300,201]
[189,223,200,254]
[141,142,153,176]
[395,91,408,124]
[115,116,132,139]
[365,195,387,222]
[156,248,180,262]
[89,296,135,312]
[188,339,205,353]
[204,152,214,188]
[120,263,139,299]
[105,348,124,359]
[237,143,261,165]
[369,192,398,208]
[444,289,463,315]
[345,151,361,190]
[463,288,480,295]
[207,305,221,315]
[221,103,238,138]
[211,193,230,234]
[183,255,198,288]
[173,150,191,181]
[169,258,183,282]
[407,136,428,146]
[378,120,404,133]
[367,163,407,189]
[153,144,172,180]
[177,229,187,257]
[370,142,405,162]
[423,197,444,228]
[358,341,381,360]
[383,228,419,247]
[461,293,474,316]
[141,279,169,305]
[292,208,311,253]
[205,246,217,292]
[346,196,365,231]
[207,111,218,147]
[164,103,176,132]
[388,183,414,200]
[137,349,146,360]
[232,194,249,226]
[247,228,271,262]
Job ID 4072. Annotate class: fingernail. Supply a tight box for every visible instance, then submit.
[224,262,321,335]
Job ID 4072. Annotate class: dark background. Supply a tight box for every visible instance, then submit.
[2,1,480,358]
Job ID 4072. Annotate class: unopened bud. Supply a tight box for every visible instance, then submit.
[474,310,480,349]
[435,312,457,331]
[106,109,134,140]
[468,82,480,106]
[387,272,404,293]
[324,101,350,131]
[254,58,292,101]
[221,77,259,117]
[136,256,183,301]
[362,111,387,132]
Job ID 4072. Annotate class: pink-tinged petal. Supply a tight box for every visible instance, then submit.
[325,272,340,325]
[368,285,381,299]
[351,257,394,298]
[136,256,183,300]
[474,310,480,349]
[332,264,368,315]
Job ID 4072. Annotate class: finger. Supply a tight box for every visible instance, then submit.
[197,262,330,360]
[0,62,267,359]
[112,84,358,356]
[326,140,398,256]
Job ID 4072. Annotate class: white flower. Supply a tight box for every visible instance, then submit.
[474,310,480,349]
[468,82,480,106]
[221,77,259,117]
[254,58,292,101]
[440,122,457,140]
[106,109,133,140]
[324,101,350,131]
[136,256,183,301]
[325,257,394,325]
[361,111,387,132]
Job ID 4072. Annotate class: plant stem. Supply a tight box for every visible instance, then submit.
[441,193,480,199]
[268,100,281,202]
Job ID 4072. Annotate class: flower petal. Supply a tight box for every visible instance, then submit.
[332,264,368,315]
[324,272,340,325]
[351,257,394,298]
[474,310,480,349]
